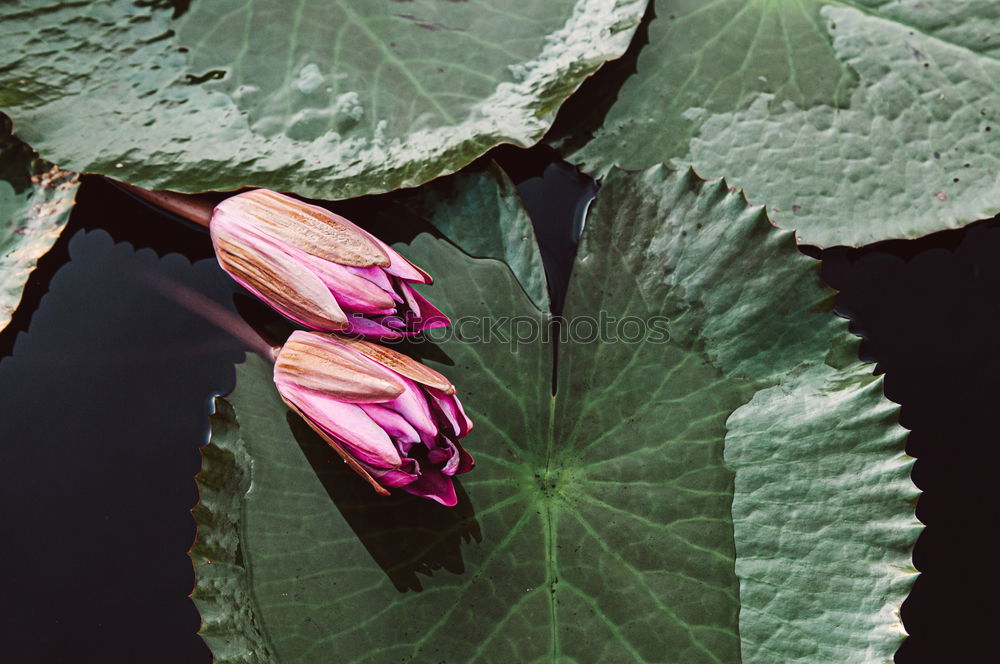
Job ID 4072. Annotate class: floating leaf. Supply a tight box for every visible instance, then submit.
[193,165,916,662]
[560,1,1000,247]
[1,0,646,198]
[393,161,549,311]
[0,114,78,333]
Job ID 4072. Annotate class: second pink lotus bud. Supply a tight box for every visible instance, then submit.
[273,331,474,506]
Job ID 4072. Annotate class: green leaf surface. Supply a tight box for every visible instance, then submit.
[0,114,78,333]
[392,161,549,311]
[561,0,1000,247]
[193,166,917,663]
[1,0,646,199]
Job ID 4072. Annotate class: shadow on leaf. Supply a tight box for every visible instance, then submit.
[287,412,481,593]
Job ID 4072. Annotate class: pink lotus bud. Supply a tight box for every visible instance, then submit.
[210,189,449,338]
[273,331,474,506]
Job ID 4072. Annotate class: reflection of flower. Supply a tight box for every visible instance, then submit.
[211,189,449,338]
[274,331,474,506]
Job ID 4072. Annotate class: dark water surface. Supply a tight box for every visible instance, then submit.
[0,153,995,662]
[0,178,246,662]
[816,220,1000,663]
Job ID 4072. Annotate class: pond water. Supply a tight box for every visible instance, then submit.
[0,149,995,662]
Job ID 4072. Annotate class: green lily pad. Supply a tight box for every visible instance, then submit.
[1,0,646,199]
[559,0,1000,247]
[0,114,78,333]
[393,161,549,311]
[193,165,917,663]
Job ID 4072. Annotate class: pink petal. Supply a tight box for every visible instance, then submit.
[335,338,455,394]
[347,265,399,300]
[384,378,438,439]
[211,214,349,331]
[214,189,389,267]
[401,284,451,330]
[367,236,431,284]
[454,441,475,475]
[426,439,461,475]
[279,384,401,468]
[344,315,407,340]
[428,389,473,438]
[401,467,458,506]
[398,277,421,317]
[359,404,420,444]
[284,245,397,314]
[360,458,420,488]
[275,331,407,402]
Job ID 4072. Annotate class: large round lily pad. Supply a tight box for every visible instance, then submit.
[193,165,917,663]
[1,0,646,198]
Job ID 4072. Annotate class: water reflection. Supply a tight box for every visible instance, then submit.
[232,293,296,348]
[287,413,481,593]
[0,227,245,663]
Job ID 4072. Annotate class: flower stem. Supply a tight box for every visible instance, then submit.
[106,177,215,228]
[145,272,277,361]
